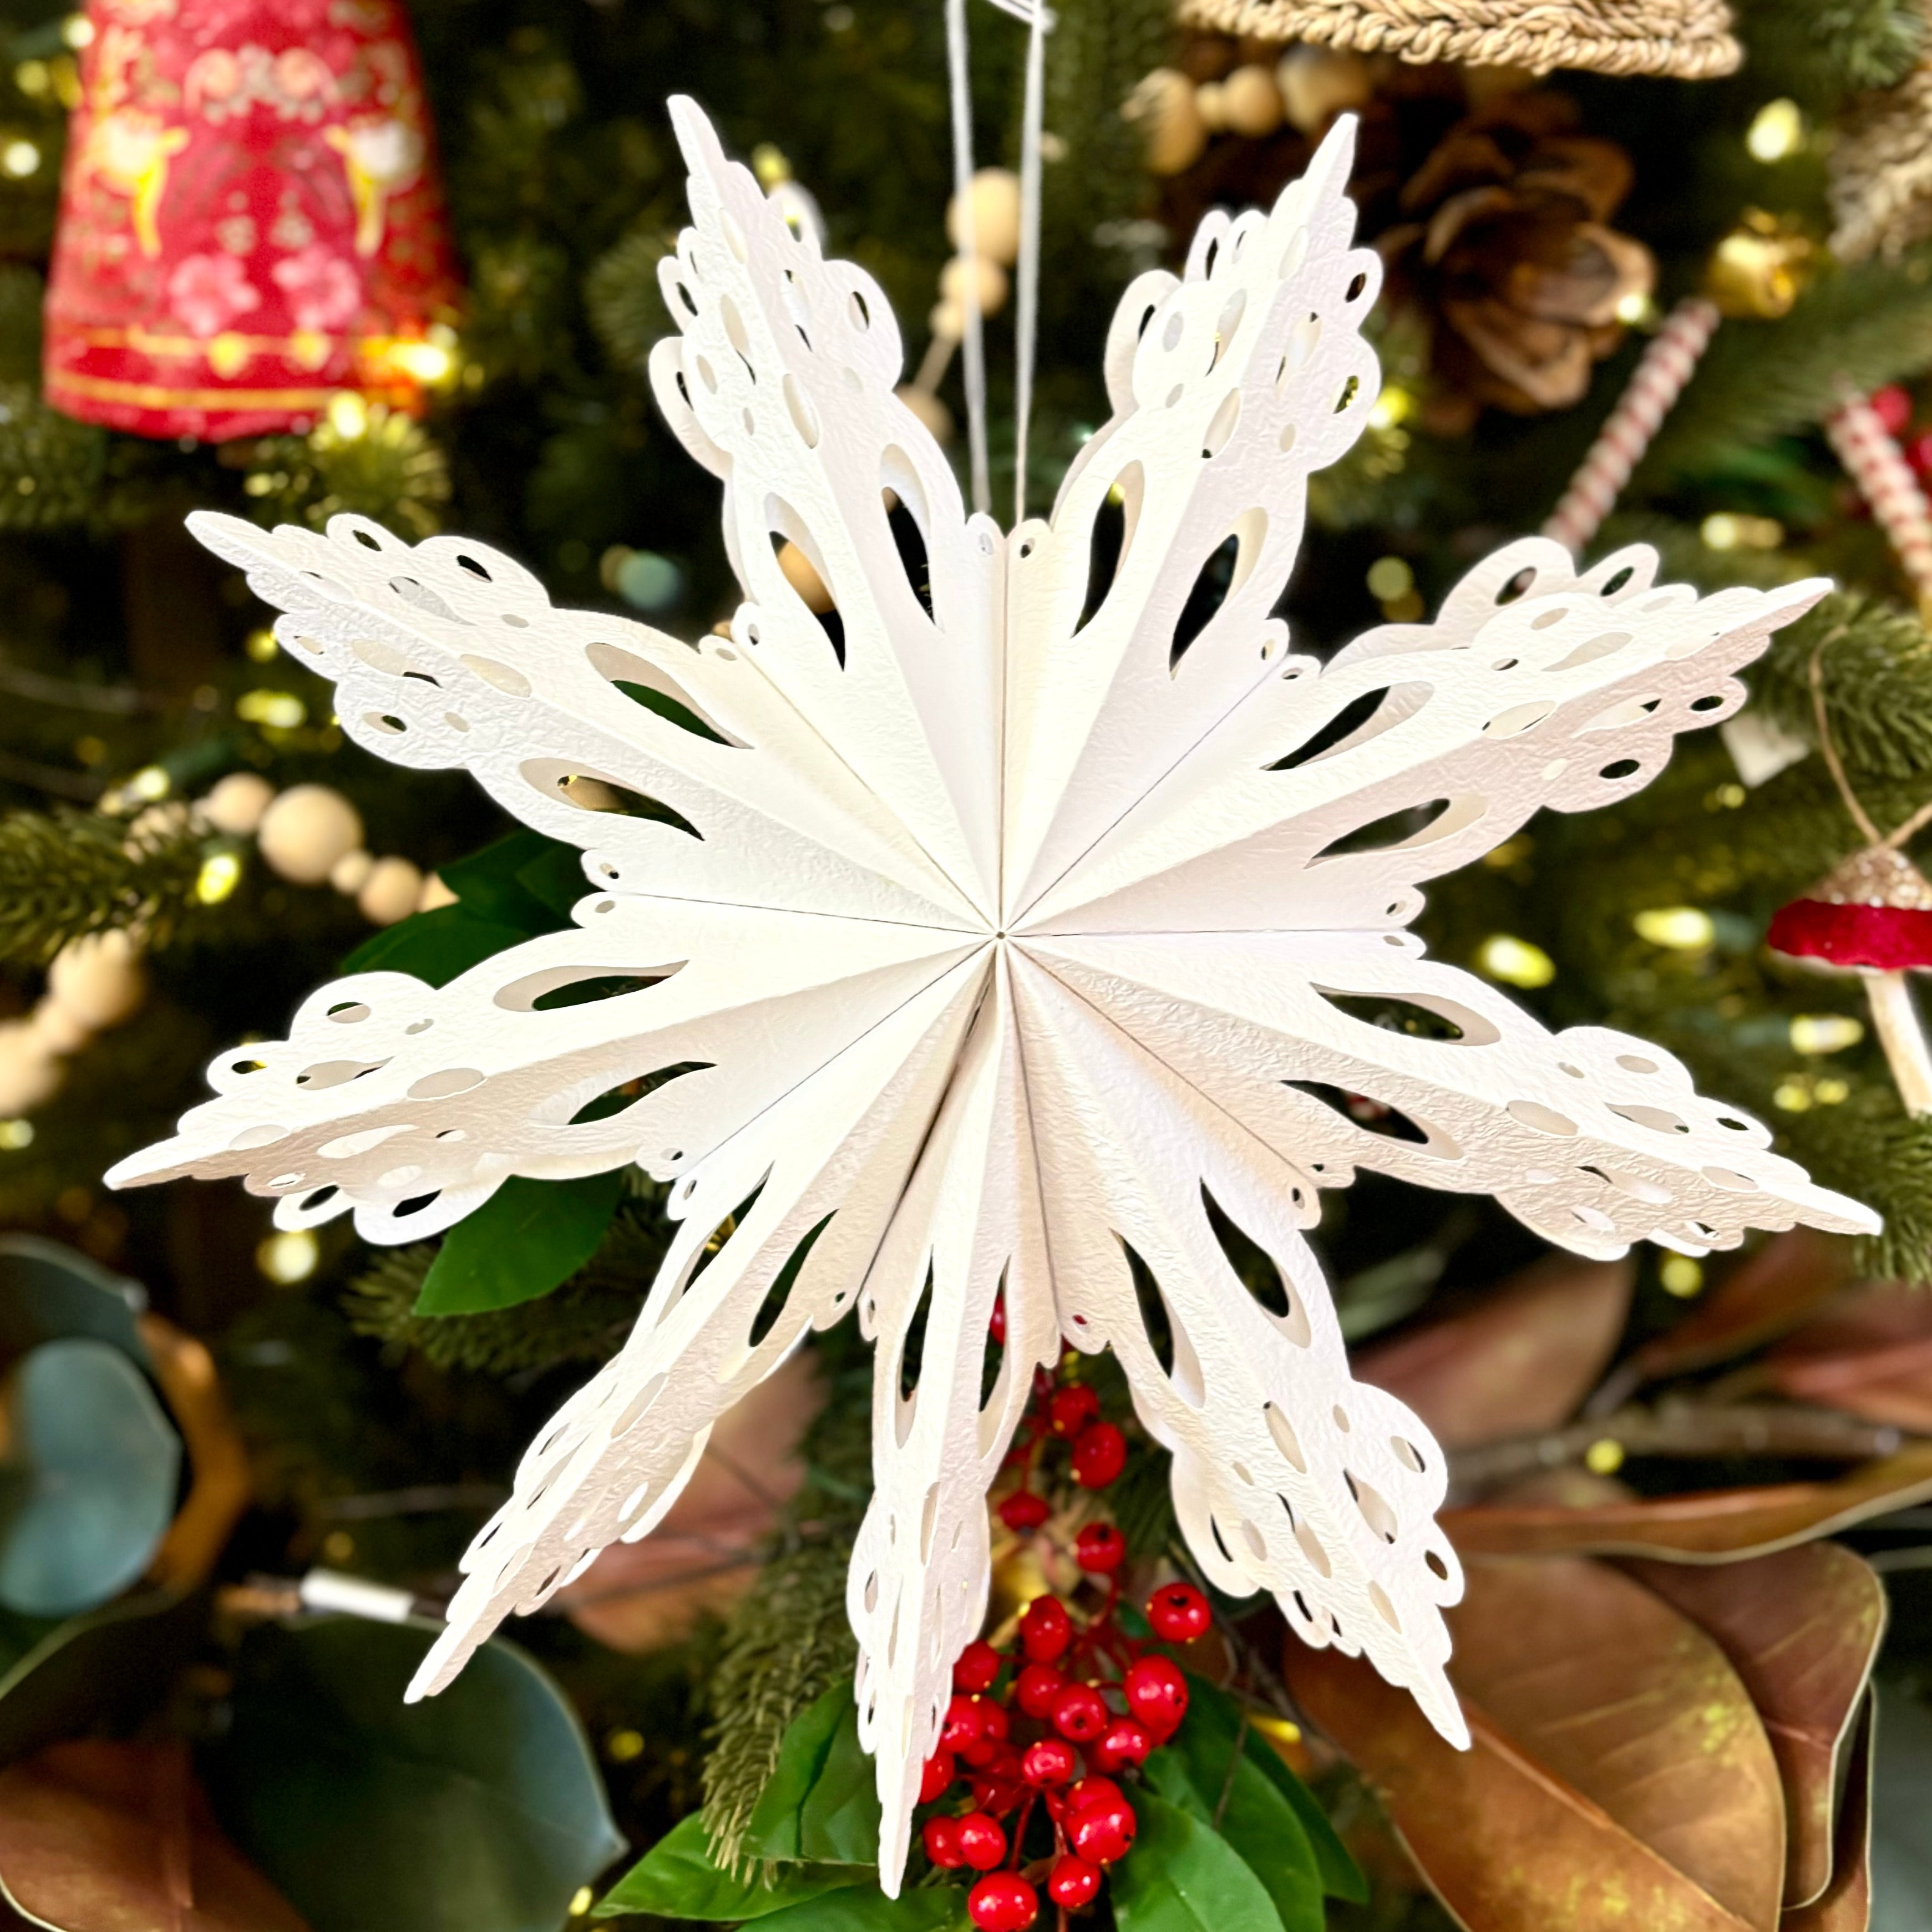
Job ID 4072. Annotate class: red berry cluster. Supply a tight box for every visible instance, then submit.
[1872,384,1932,479]
[920,1357,1213,1930]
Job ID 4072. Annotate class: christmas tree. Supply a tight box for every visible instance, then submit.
[0,0,1930,1928]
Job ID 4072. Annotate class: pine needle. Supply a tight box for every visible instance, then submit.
[0,807,204,964]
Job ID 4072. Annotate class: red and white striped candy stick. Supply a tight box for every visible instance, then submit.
[1825,383,1932,615]
[1543,296,1722,555]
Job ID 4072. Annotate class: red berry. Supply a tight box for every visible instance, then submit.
[1051,1683,1109,1743]
[955,1640,1002,1694]
[1020,1595,1072,1663]
[1123,1655,1188,1737]
[1048,1384,1101,1438]
[1047,1855,1103,1909]
[1066,1774,1125,1816]
[1873,384,1915,436]
[978,1699,1011,1741]
[971,1773,1026,1817]
[968,1872,1039,1932]
[942,1694,987,1752]
[1073,1523,1127,1574]
[924,1816,965,1868]
[988,1297,1008,1346]
[1022,1736,1078,1786]
[1068,1797,1137,1864]
[957,1811,1008,1872]
[964,1736,999,1769]
[1146,1581,1213,1644]
[1071,1422,1127,1488]
[920,1751,956,1803]
[998,1490,1050,1531]
[1910,429,1932,478]
[1092,1717,1153,1772]
[1014,1662,1067,1720]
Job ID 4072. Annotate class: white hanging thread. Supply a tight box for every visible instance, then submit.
[1826,382,1932,616]
[1543,295,1721,555]
[945,0,990,516]
[1013,1,1047,524]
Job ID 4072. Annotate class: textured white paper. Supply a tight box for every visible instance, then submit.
[110,101,1877,1888]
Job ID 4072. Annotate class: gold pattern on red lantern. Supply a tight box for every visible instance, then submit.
[43,0,460,441]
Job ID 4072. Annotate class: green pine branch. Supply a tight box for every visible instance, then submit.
[1739,0,1927,98]
[0,807,204,963]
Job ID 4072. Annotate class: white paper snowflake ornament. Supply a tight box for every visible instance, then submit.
[109,99,1878,1887]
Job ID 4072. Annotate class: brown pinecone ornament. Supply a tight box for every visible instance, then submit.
[1830,7,1932,263]
[1377,92,1655,427]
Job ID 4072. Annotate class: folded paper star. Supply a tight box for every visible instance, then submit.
[111,100,1876,1888]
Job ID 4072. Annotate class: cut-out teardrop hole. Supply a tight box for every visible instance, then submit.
[748,1211,835,1347]
[1170,531,1240,671]
[395,1191,441,1218]
[1118,1238,1176,1379]
[1270,686,1396,771]
[767,528,846,666]
[614,683,732,744]
[898,1260,937,1406]
[494,962,683,1012]
[567,1059,711,1125]
[534,972,680,1012]
[979,1265,1009,1410]
[1200,1185,1310,1345]
[1312,988,1495,1045]
[1283,1079,1431,1146]
[544,768,704,839]
[1075,479,1131,634]
[885,493,934,621]
[1311,796,1458,861]
[682,1180,767,1297]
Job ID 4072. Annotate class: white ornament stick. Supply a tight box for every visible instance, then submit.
[1826,383,1932,616]
[1544,295,1721,555]
[108,105,1878,1891]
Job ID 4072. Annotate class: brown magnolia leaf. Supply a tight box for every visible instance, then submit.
[1764,1284,1932,1432]
[1781,1692,1873,1932]
[1621,1545,1885,1909]
[556,1345,819,1651]
[1282,1638,1774,1932]
[1444,1441,1932,1560]
[1625,1230,1853,1391]
[0,1740,310,1932]
[136,1315,251,1593]
[1355,1252,1633,1448]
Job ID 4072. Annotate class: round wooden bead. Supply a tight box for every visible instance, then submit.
[358,856,423,927]
[1194,80,1228,133]
[940,252,1010,319]
[48,929,146,1032]
[1223,64,1285,138]
[945,167,1022,267]
[329,849,375,895]
[201,771,275,836]
[0,1023,62,1114]
[1275,48,1373,134]
[1126,70,1208,178]
[28,996,90,1056]
[257,784,364,885]
[417,871,459,912]
[776,540,835,615]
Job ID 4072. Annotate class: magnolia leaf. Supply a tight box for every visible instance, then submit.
[206,1617,622,1932]
[1763,1282,1932,1431]
[1620,1544,1884,1909]
[595,1812,869,1921]
[1110,1791,1285,1932]
[342,906,532,987]
[1285,1553,1787,1932]
[1355,1253,1633,1448]
[0,1341,180,1618]
[744,1681,882,1868]
[1179,1673,1362,1903]
[437,832,577,934]
[1782,1691,1873,1932]
[0,1740,310,1932]
[415,1171,627,1316]
[1143,1744,1320,1932]
[1444,1443,1932,1560]
[752,1885,966,1932]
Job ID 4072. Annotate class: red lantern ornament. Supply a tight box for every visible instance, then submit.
[45,0,459,440]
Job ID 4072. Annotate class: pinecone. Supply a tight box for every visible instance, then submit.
[1376,92,1654,428]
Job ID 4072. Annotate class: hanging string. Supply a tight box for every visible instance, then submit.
[945,0,990,516]
[1012,1,1047,525]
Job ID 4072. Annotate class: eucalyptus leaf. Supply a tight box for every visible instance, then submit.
[596,1811,871,1920]
[0,1235,145,1366]
[206,1616,623,1932]
[415,1170,627,1315]
[1109,1792,1285,1932]
[746,1681,882,1867]
[343,905,531,986]
[0,1340,180,1617]
[1183,1674,1365,1902]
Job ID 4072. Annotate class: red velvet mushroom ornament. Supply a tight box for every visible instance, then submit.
[1768,845,1932,1115]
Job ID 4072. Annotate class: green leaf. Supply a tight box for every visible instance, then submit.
[746,1681,881,1867]
[1110,1792,1284,1932]
[342,905,531,986]
[415,1170,626,1315]
[596,1812,870,1920]
[753,1883,966,1932]
[518,839,599,918]
[0,1339,180,1616]
[206,1616,624,1932]
[1184,1674,1365,1903]
[0,1235,146,1367]
[439,830,577,933]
